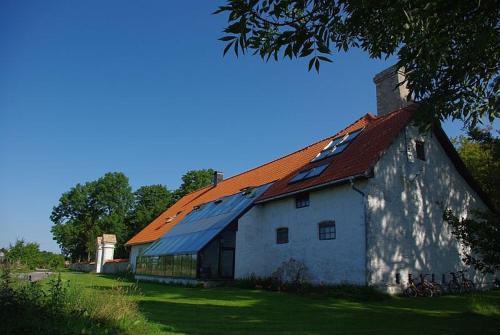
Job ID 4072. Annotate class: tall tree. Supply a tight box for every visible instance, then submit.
[174,169,215,200]
[215,1,499,127]
[127,185,174,238]
[51,172,133,261]
[443,127,500,274]
[454,127,500,209]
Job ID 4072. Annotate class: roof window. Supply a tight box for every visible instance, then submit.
[312,128,364,162]
[288,163,329,184]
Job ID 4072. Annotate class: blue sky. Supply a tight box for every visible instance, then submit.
[0,1,470,252]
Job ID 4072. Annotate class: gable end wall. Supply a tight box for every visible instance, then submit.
[365,125,488,292]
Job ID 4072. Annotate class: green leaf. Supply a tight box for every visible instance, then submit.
[223,41,235,56]
[317,56,332,63]
[218,36,237,41]
[308,57,316,72]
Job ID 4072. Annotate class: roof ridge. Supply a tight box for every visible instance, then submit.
[153,113,375,212]
[212,113,374,186]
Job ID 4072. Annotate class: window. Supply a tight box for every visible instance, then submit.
[415,141,426,161]
[288,163,329,184]
[318,221,336,240]
[295,193,310,208]
[276,228,289,244]
[312,128,364,162]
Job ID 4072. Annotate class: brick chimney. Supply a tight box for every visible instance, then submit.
[373,65,411,116]
[213,171,223,187]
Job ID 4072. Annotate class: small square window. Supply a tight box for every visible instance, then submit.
[276,228,289,244]
[295,193,310,208]
[319,221,336,240]
[415,141,426,161]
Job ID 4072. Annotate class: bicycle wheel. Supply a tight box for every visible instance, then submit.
[416,283,433,297]
[404,286,417,297]
[432,283,443,297]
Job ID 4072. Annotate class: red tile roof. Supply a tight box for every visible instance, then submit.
[126,107,414,246]
[258,107,414,202]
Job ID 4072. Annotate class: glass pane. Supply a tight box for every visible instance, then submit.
[330,141,350,156]
[289,170,309,183]
[347,128,363,141]
[308,163,329,177]
[190,254,197,278]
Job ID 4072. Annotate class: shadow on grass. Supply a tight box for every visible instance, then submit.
[0,302,126,335]
[135,288,500,335]
[63,273,500,334]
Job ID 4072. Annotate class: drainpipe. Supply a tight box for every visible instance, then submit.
[350,178,369,286]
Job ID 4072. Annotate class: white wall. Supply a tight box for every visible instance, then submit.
[130,242,152,272]
[235,183,367,284]
[366,126,489,291]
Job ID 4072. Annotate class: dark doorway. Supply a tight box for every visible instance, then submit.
[219,248,235,278]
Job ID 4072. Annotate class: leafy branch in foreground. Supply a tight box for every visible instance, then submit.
[444,209,500,274]
[215,0,499,128]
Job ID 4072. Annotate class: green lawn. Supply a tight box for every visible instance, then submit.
[61,272,500,335]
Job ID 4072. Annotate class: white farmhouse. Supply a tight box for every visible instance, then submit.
[126,66,492,292]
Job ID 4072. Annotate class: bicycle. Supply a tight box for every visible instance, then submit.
[447,271,461,294]
[447,270,475,294]
[420,273,442,297]
[416,274,434,297]
[458,270,475,293]
[404,274,433,297]
[403,274,418,297]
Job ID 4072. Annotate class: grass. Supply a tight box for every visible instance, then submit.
[56,271,500,335]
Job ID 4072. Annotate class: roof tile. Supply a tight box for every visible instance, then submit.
[126,108,413,246]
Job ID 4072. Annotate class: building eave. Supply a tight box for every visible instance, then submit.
[255,172,372,204]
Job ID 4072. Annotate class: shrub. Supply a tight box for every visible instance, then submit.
[271,258,312,292]
[234,259,389,301]
[0,273,152,335]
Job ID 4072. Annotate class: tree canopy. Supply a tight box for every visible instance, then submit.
[445,127,500,274]
[5,239,64,270]
[215,0,499,127]
[454,127,500,209]
[174,169,215,200]
[126,185,174,241]
[51,169,215,261]
[51,172,133,261]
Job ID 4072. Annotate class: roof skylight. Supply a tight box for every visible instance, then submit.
[312,128,364,162]
[288,163,329,184]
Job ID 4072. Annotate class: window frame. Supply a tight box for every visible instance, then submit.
[318,221,336,240]
[415,140,426,161]
[295,193,310,208]
[276,227,289,244]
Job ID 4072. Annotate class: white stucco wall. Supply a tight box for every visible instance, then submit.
[235,183,367,284]
[366,125,489,291]
[130,242,152,272]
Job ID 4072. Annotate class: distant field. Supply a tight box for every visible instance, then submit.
[56,271,500,335]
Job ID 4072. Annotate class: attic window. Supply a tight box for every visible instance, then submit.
[312,128,364,162]
[165,217,173,223]
[288,163,329,184]
[214,199,223,204]
[415,141,426,161]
